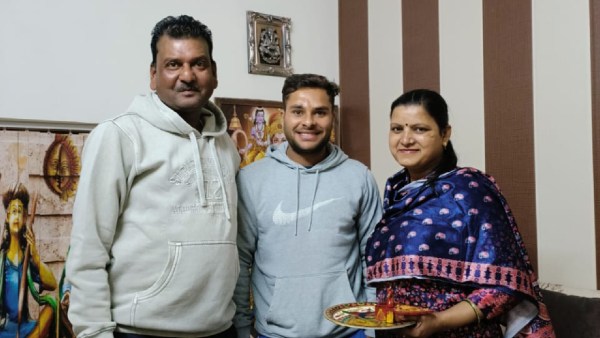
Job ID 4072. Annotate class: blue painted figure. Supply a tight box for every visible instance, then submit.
[1,183,57,338]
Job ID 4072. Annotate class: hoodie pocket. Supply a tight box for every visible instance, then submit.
[128,241,238,332]
[265,270,356,337]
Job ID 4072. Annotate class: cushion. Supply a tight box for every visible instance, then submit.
[541,288,600,338]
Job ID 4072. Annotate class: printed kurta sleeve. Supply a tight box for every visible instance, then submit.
[467,287,521,320]
[65,122,134,338]
[233,175,259,338]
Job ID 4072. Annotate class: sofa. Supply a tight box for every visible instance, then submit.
[539,282,600,338]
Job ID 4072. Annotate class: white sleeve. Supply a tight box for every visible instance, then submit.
[66,122,134,338]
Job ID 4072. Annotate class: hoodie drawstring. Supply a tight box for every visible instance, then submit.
[189,132,207,207]
[307,170,320,232]
[294,167,300,236]
[189,133,231,220]
[294,167,320,235]
[209,138,231,220]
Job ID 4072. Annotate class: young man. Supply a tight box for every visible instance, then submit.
[233,73,382,338]
[66,15,240,338]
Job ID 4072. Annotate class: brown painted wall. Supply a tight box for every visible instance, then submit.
[338,0,371,167]
[483,0,538,270]
[402,0,440,92]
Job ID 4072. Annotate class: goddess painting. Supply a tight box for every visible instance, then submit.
[0,183,56,338]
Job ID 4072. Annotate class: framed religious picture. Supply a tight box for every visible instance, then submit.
[247,11,293,77]
[214,97,341,168]
[215,97,284,167]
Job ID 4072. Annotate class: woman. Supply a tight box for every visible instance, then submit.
[1,183,57,338]
[365,89,555,337]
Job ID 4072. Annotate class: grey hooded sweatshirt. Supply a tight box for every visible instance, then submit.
[233,143,382,338]
[66,92,240,338]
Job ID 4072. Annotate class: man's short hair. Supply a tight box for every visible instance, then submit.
[150,15,214,66]
[281,73,340,108]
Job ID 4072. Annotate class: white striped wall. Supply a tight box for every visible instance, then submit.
[533,0,595,289]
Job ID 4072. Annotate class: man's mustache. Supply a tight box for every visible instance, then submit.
[175,84,199,92]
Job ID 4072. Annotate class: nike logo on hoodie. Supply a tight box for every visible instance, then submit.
[272,198,342,225]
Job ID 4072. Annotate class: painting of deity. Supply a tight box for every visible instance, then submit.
[0,127,88,338]
[215,98,285,168]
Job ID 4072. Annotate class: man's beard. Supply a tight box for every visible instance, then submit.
[286,130,331,155]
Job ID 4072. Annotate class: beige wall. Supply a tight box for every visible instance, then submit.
[0,0,339,123]
[533,0,595,289]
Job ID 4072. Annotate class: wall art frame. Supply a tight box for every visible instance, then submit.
[215,97,284,167]
[247,11,293,77]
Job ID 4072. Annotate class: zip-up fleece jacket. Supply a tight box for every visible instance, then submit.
[66,92,240,338]
[233,143,383,338]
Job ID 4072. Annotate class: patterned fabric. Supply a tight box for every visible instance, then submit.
[374,279,514,337]
[366,167,555,337]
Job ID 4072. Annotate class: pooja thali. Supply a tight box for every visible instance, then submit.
[324,302,422,330]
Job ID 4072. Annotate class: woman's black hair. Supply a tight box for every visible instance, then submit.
[390,89,458,182]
